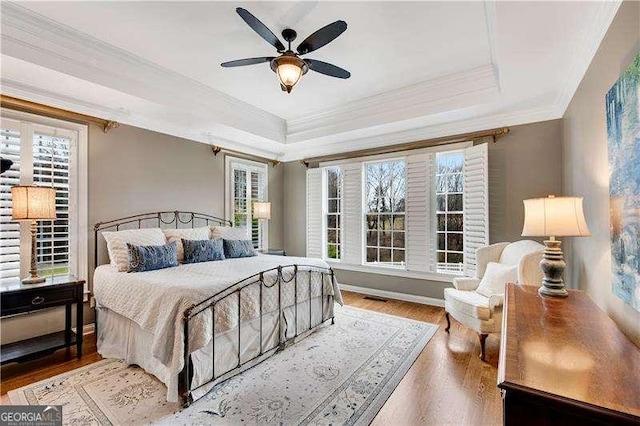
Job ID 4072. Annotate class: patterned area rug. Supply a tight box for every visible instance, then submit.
[9,305,437,425]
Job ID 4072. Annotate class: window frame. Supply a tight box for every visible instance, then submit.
[362,158,407,269]
[0,109,88,290]
[317,141,474,281]
[224,155,269,250]
[435,150,465,275]
[322,166,343,261]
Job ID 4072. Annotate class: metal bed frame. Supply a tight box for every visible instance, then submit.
[93,211,336,408]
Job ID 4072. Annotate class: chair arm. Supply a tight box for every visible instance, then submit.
[452,277,481,291]
[517,249,545,285]
[475,242,510,279]
[488,293,504,310]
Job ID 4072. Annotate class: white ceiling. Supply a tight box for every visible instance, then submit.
[0,1,621,161]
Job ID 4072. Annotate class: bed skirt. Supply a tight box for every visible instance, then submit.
[97,294,334,402]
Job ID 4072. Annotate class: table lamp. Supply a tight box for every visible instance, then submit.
[11,185,57,284]
[521,195,590,297]
[253,201,271,251]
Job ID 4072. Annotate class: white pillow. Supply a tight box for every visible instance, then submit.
[476,262,518,298]
[102,228,166,272]
[211,226,249,240]
[162,227,211,263]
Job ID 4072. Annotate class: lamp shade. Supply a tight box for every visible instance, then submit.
[522,196,590,237]
[11,185,57,220]
[253,201,271,220]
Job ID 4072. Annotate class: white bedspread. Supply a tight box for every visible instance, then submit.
[93,254,342,380]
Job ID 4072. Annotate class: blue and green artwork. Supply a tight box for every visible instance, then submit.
[606,52,640,312]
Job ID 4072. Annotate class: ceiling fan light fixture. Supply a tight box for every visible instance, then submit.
[272,55,308,93]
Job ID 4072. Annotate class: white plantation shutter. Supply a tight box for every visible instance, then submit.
[32,131,73,277]
[341,163,362,265]
[463,143,489,277]
[405,154,431,272]
[306,168,322,258]
[0,121,22,282]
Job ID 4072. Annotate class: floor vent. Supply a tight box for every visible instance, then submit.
[363,295,388,302]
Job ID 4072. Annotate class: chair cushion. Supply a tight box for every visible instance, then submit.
[444,288,492,321]
[476,262,517,298]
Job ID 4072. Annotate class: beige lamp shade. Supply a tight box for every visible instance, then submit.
[11,185,57,221]
[253,201,271,220]
[522,196,590,238]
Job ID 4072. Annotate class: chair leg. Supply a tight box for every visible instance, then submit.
[478,333,488,361]
[445,312,451,332]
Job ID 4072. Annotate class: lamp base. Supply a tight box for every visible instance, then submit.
[21,276,46,284]
[539,239,568,298]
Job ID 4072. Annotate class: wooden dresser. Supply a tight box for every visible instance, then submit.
[498,284,640,425]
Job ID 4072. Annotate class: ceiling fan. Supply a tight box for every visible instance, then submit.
[221,7,351,93]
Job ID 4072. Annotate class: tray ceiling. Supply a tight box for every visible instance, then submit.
[0,1,621,161]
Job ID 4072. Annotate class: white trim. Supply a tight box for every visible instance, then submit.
[328,261,454,284]
[1,109,88,289]
[224,155,269,250]
[339,283,445,308]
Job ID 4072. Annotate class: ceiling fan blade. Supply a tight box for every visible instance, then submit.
[236,8,286,52]
[297,20,347,55]
[306,59,351,79]
[221,57,275,67]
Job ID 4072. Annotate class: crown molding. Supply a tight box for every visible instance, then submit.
[553,0,621,116]
[281,104,560,162]
[0,78,287,160]
[286,64,500,144]
[0,1,286,143]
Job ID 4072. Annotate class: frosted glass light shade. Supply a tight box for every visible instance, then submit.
[11,185,57,220]
[253,202,271,220]
[522,196,590,237]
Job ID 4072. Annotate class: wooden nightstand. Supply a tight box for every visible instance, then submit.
[0,275,85,365]
[262,249,286,256]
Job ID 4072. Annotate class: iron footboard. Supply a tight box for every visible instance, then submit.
[177,264,336,408]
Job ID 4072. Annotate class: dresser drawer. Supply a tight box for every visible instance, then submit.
[1,287,78,315]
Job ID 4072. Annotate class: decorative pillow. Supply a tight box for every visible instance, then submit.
[182,238,225,264]
[476,262,518,298]
[127,242,178,273]
[162,227,211,263]
[102,228,166,272]
[223,239,257,259]
[211,226,249,240]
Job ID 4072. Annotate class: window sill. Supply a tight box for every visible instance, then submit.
[325,261,456,283]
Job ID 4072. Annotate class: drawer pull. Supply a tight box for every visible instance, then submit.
[31,296,45,305]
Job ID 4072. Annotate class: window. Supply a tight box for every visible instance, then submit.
[0,112,87,285]
[364,160,406,267]
[306,143,488,279]
[324,167,342,260]
[436,152,464,274]
[225,156,268,250]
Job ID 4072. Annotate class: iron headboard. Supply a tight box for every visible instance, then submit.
[93,211,232,268]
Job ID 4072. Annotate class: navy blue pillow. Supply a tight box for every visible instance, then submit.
[182,238,225,264]
[223,239,257,258]
[127,242,178,272]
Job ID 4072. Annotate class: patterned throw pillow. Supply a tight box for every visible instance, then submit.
[102,228,166,272]
[126,242,179,272]
[223,239,257,259]
[162,227,211,263]
[182,238,225,264]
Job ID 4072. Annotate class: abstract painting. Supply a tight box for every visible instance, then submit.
[606,53,640,312]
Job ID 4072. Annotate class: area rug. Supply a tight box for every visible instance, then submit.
[9,305,437,425]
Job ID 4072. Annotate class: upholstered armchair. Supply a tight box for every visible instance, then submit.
[444,240,544,360]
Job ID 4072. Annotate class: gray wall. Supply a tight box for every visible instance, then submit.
[2,123,284,344]
[282,119,563,300]
[562,1,640,346]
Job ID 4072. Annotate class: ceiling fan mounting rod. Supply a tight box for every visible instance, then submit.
[282,28,297,51]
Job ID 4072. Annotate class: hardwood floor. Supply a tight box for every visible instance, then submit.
[0,291,502,424]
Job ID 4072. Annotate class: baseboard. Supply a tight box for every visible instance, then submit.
[339,284,445,307]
